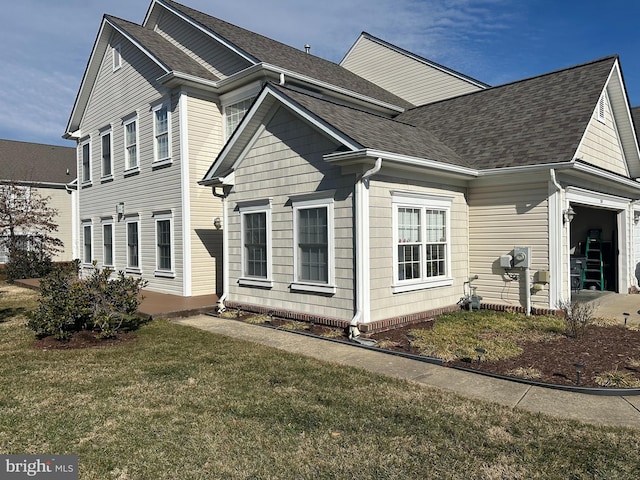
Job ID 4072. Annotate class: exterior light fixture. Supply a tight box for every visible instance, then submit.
[573,362,585,386]
[116,202,125,216]
[213,217,222,229]
[475,347,486,364]
[563,207,576,224]
[624,312,630,326]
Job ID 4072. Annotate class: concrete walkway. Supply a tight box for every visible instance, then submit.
[175,314,640,430]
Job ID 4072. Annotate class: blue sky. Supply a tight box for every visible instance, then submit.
[1,0,639,147]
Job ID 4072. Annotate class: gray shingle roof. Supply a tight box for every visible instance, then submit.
[0,139,76,184]
[273,85,469,168]
[161,0,413,109]
[395,56,617,169]
[107,15,220,82]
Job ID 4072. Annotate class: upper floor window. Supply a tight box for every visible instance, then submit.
[123,117,139,171]
[113,44,122,71]
[392,192,453,293]
[153,104,170,163]
[81,139,91,184]
[100,129,112,178]
[224,97,255,139]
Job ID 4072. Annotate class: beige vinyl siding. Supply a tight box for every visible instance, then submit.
[341,36,482,105]
[577,98,627,175]
[468,181,550,309]
[226,106,355,321]
[154,10,251,80]
[77,32,184,295]
[45,187,74,262]
[187,92,224,295]
[368,176,468,321]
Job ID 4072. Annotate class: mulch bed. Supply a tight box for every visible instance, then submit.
[258,316,640,389]
[33,330,136,350]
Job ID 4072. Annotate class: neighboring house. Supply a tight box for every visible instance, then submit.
[67,0,640,332]
[201,55,640,331]
[0,139,77,264]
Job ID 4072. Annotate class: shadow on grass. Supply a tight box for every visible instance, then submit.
[0,307,25,322]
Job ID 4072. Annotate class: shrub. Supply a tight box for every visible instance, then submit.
[6,248,53,283]
[557,300,595,338]
[27,263,148,340]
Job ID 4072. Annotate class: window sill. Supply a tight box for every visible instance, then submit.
[152,158,172,169]
[124,167,140,177]
[101,175,114,183]
[154,270,175,278]
[392,278,453,294]
[290,281,336,295]
[125,267,142,275]
[239,277,273,288]
[81,181,92,188]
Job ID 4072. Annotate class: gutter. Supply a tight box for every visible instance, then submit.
[350,157,382,339]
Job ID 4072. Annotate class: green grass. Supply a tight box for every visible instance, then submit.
[409,310,565,361]
[1,285,640,479]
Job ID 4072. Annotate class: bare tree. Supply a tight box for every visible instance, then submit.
[0,182,63,265]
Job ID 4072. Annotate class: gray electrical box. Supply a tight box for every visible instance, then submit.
[513,246,531,268]
[499,255,513,268]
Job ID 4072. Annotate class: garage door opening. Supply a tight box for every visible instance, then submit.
[569,204,618,293]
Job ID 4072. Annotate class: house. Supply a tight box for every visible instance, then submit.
[64,0,412,297]
[201,54,640,332]
[67,0,640,332]
[0,139,76,264]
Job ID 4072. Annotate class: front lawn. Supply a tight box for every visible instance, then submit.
[1,284,640,479]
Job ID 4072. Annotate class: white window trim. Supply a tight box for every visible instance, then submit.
[223,95,257,140]
[80,138,92,185]
[154,212,175,278]
[100,128,113,180]
[123,116,140,174]
[238,199,273,288]
[152,102,172,166]
[391,192,453,294]
[82,221,93,265]
[125,216,141,274]
[113,44,122,71]
[291,196,336,295]
[101,218,115,268]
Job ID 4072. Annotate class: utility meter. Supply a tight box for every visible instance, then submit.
[512,246,531,268]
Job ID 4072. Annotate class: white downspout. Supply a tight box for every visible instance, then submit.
[349,157,382,339]
[215,187,229,312]
[549,169,564,307]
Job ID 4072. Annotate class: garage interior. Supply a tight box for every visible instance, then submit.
[569,204,618,294]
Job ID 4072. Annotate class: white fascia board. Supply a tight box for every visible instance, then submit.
[152,0,259,65]
[478,161,574,177]
[157,71,220,91]
[65,20,111,136]
[325,149,477,178]
[572,162,640,192]
[200,85,362,184]
[260,64,406,114]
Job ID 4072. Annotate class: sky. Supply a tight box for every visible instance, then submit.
[1,0,640,148]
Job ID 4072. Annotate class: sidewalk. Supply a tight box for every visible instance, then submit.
[174,314,640,430]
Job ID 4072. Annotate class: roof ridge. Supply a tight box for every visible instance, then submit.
[405,54,618,112]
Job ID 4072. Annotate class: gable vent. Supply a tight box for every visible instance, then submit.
[597,95,606,123]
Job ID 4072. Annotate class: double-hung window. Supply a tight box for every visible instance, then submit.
[392,192,453,293]
[124,117,139,171]
[100,129,112,179]
[291,194,335,294]
[82,222,93,264]
[81,139,91,184]
[153,104,170,164]
[126,217,140,272]
[238,200,272,288]
[154,212,174,277]
[102,220,114,267]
